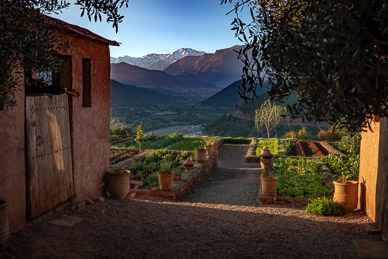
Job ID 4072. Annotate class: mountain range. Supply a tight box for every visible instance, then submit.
[110,48,205,71]
[110,45,246,106]
[110,63,218,104]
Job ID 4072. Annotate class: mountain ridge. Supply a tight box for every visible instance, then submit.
[198,79,268,111]
[110,48,205,71]
[164,45,244,87]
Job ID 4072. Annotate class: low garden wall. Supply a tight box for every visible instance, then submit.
[245,138,261,163]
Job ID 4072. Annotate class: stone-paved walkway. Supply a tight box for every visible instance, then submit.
[0,144,381,258]
[185,144,260,206]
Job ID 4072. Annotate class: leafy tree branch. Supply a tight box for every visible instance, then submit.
[222,0,388,131]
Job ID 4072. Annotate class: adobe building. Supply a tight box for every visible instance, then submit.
[0,16,118,233]
[359,117,388,240]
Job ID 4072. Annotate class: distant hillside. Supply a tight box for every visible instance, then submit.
[198,80,267,112]
[110,63,218,104]
[110,80,174,108]
[164,45,244,87]
[203,114,329,139]
[235,93,299,117]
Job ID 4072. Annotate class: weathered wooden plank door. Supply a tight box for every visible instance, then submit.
[26,94,74,218]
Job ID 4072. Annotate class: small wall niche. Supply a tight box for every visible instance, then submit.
[82,58,91,108]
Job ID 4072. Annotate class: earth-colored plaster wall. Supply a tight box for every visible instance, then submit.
[359,121,381,220]
[0,77,26,232]
[359,118,388,240]
[0,31,111,233]
[375,118,388,239]
[57,33,111,201]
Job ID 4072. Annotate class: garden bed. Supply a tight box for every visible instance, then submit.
[245,138,294,162]
[127,153,218,201]
[308,141,329,156]
[273,157,332,199]
[126,139,222,201]
[259,157,334,205]
[110,148,140,165]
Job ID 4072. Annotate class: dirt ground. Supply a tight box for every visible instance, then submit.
[0,145,382,258]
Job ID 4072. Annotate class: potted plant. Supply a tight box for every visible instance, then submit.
[260,147,278,197]
[195,144,207,163]
[0,200,8,247]
[205,139,214,155]
[333,171,358,214]
[158,161,174,191]
[106,169,131,199]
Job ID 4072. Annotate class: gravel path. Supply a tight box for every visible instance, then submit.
[0,144,381,258]
[185,144,259,206]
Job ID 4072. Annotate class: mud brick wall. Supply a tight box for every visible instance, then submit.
[359,118,388,240]
[54,29,111,201]
[0,73,26,233]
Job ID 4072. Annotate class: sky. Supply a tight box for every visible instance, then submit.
[49,0,248,58]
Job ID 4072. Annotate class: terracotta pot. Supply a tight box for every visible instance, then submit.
[158,172,174,191]
[0,200,9,248]
[106,171,130,199]
[195,148,207,163]
[333,180,358,214]
[205,144,214,155]
[261,177,278,196]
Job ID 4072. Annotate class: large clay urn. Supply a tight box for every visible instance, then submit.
[260,147,277,197]
[261,177,278,196]
[106,170,130,199]
[195,147,207,163]
[333,180,358,214]
[158,172,174,191]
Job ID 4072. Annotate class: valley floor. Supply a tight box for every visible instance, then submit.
[150,124,203,136]
[0,145,380,258]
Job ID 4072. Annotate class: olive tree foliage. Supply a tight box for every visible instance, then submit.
[255,99,287,138]
[0,0,129,107]
[221,0,388,131]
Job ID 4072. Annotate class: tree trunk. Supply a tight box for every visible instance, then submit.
[266,125,270,139]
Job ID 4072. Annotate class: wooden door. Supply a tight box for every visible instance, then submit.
[26,94,74,218]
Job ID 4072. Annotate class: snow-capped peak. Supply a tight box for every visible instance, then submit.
[110,48,206,71]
